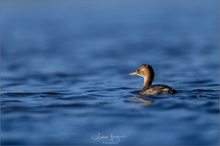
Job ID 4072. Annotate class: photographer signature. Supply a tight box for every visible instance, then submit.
[91,132,127,144]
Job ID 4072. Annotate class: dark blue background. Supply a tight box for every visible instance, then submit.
[1,0,219,145]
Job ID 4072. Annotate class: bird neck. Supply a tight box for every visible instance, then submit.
[142,70,154,88]
[143,76,152,87]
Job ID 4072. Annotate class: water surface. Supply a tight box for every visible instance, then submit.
[1,0,219,145]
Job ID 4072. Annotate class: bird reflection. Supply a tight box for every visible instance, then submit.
[131,96,154,106]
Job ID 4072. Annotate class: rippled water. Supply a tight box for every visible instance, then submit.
[1,0,219,145]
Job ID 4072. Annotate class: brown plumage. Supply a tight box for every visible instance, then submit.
[129,64,176,96]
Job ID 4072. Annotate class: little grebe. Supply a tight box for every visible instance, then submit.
[129,64,176,96]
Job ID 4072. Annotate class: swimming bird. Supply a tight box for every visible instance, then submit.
[129,64,176,96]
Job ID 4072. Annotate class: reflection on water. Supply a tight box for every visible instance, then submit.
[131,97,154,106]
[1,0,219,145]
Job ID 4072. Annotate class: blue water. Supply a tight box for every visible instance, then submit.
[1,0,219,145]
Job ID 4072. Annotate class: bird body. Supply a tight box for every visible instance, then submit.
[130,64,176,96]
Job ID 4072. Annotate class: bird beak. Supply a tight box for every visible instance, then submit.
[129,71,138,76]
